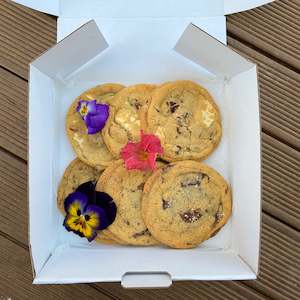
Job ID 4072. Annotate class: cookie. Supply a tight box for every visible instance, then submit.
[96,160,160,245]
[57,158,121,244]
[146,80,222,161]
[102,84,156,157]
[66,83,125,169]
[142,161,231,249]
[57,158,103,213]
[95,230,127,245]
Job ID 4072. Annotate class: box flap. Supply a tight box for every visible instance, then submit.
[224,0,274,15]
[13,0,274,17]
[58,0,223,18]
[174,23,254,78]
[31,20,108,79]
[34,247,255,284]
[12,0,59,15]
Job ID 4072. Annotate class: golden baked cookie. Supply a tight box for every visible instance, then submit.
[96,160,160,245]
[142,161,231,249]
[146,80,222,161]
[102,84,156,157]
[66,83,124,169]
[57,158,120,244]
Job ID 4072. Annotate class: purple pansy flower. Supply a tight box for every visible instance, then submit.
[76,100,109,135]
[63,181,116,242]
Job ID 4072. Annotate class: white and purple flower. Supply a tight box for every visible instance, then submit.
[76,100,109,134]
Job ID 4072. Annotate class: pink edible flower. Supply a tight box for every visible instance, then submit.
[120,130,164,171]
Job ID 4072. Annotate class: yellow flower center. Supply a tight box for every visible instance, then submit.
[80,104,88,116]
[138,150,148,160]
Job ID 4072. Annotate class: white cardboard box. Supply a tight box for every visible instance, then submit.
[15,0,273,287]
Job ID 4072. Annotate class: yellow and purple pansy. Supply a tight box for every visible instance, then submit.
[76,100,109,134]
[63,181,116,242]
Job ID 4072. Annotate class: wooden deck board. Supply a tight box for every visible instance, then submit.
[227,37,300,149]
[0,67,27,159]
[227,0,300,70]
[0,234,115,300]
[0,0,56,79]
[0,0,300,299]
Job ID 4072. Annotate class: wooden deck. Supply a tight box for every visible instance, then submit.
[0,0,299,299]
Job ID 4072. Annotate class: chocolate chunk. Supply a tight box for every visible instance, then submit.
[181,174,203,188]
[183,112,190,119]
[167,101,179,113]
[132,229,151,238]
[215,211,223,224]
[69,127,78,132]
[175,145,182,155]
[162,198,171,209]
[134,102,142,110]
[180,209,202,223]
[137,182,145,191]
[162,164,174,172]
[131,99,142,110]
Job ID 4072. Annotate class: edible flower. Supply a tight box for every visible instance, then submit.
[63,181,116,242]
[120,130,163,171]
[76,100,109,134]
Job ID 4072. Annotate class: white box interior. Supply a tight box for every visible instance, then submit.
[29,18,260,286]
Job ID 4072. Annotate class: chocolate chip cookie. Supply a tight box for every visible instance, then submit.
[66,83,124,169]
[146,80,222,161]
[96,160,161,245]
[57,158,121,244]
[142,160,231,249]
[102,84,156,157]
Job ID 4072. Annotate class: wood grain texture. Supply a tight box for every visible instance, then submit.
[244,214,300,300]
[97,279,270,300]
[0,67,27,159]
[262,133,300,229]
[0,234,114,300]
[0,0,56,79]
[227,0,300,70]
[228,37,300,149]
[0,149,27,244]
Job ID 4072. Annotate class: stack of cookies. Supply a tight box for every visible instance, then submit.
[57,81,232,249]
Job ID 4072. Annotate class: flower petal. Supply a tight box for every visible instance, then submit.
[85,105,109,134]
[64,192,88,216]
[96,103,109,115]
[84,204,109,230]
[63,214,98,242]
[120,142,141,160]
[123,155,151,171]
[76,181,96,202]
[86,228,98,242]
[140,130,164,155]
[95,192,117,225]
[86,126,100,135]
[86,100,97,114]
[147,152,159,171]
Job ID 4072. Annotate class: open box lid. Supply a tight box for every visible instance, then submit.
[14,0,273,17]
